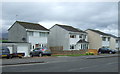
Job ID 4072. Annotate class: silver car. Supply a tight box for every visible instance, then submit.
[30,47,52,57]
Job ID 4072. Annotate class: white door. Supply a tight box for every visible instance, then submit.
[17,45,29,57]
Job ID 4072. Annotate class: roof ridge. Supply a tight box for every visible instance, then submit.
[87,29,117,37]
[15,21,49,31]
[56,24,73,27]
[16,21,39,25]
[56,24,87,33]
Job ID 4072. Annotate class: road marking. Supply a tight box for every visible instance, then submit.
[2,59,85,68]
[2,63,47,67]
[68,65,98,72]
[107,62,118,65]
[68,62,118,72]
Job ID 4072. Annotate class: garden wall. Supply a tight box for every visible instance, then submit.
[50,46,88,55]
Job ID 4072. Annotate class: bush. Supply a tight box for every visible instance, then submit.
[85,52,94,55]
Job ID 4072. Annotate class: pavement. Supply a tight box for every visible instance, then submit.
[1,54,119,65]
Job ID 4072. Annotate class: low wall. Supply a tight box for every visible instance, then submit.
[50,46,88,55]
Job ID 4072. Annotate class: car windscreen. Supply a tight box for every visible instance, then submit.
[34,48,40,51]
[42,47,48,49]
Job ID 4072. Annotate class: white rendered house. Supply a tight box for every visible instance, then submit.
[8,21,49,50]
[48,24,89,50]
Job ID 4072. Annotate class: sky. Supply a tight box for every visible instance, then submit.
[1,2,118,37]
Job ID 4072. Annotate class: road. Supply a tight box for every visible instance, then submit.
[2,56,119,72]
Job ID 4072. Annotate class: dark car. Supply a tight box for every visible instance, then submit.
[30,47,52,57]
[98,48,116,54]
[0,46,25,59]
[0,46,11,59]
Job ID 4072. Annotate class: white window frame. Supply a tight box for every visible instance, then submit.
[29,31,33,36]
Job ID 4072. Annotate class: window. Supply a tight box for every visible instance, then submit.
[116,40,118,43]
[108,37,110,41]
[102,37,106,41]
[70,45,75,49]
[83,44,86,49]
[79,34,82,38]
[81,44,82,49]
[84,35,86,39]
[85,44,88,49]
[29,31,33,36]
[39,32,48,37]
[70,35,76,38]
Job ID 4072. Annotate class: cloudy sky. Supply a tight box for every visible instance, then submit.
[1,2,118,36]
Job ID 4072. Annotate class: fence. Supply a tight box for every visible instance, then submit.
[49,46,88,55]
[88,49,98,55]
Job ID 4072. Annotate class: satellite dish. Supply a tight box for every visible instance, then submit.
[22,38,26,41]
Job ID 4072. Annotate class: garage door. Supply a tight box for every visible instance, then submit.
[17,45,29,57]
[7,46,13,54]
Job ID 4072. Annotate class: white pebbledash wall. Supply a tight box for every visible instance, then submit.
[26,30,49,50]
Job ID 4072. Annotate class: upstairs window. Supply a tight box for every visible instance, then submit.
[84,35,86,39]
[79,34,82,38]
[108,37,110,41]
[39,32,48,37]
[70,35,76,38]
[116,40,118,43]
[29,31,33,36]
[102,37,106,41]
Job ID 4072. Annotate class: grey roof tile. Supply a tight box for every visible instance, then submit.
[56,24,86,33]
[16,21,49,31]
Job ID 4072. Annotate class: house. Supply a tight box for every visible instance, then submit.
[85,29,117,50]
[48,24,89,50]
[115,37,120,50]
[8,21,49,50]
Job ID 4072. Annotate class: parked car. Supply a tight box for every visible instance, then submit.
[98,48,116,54]
[0,46,25,59]
[30,47,52,57]
[0,46,11,59]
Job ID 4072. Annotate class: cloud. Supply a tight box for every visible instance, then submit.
[38,21,67,29]
[2,2,118,36]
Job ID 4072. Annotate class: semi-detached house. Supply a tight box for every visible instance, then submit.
[48,24,89,50]
[86,29,118,50]
[8,21,49,50]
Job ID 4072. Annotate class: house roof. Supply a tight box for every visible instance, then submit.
[16,21,49,31]
[56,24,86,33]
[87,29,117,38]
[77,39,89,43]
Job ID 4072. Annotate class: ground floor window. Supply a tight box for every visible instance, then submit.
[80,44,88,49]
[70,45,75,49]
[31,44,47,49]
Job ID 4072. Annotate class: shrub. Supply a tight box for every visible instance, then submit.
[85,52,94,55]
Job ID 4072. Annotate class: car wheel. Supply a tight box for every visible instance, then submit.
[19,56,23,58]
[39,53,42,57]
[9,55,12,59]
[30,54,33,57]
[98,52,101,54]
[47,54,51,56]
[7,56,10,59]
[109,52,112,54]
